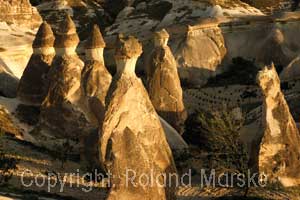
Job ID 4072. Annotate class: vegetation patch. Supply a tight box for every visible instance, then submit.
[183,107,248,174]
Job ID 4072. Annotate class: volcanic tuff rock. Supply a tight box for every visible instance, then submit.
[100,35,177,200]
[40,14,90,140]
[81,24,112,170]
[0,0,41,28]
[255,64,300,186]
[147,29,187,134]
[17,22,55,105]
[104,0,260,86]
[82,24,112,123]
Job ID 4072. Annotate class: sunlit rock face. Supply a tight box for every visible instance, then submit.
[100,35,177,200]
[40,14,91,140]
[17,22,55,105]
[0,0,41,28]
[0,0,42,81]
[255,64,300,186]
[147,29,187,135]
[173,25,227,86]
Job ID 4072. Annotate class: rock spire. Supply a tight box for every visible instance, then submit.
[17,22,55,105]
[255,63,300,186]
[40,15,89,140]
[147,29,187,134]
[100,34,177,199]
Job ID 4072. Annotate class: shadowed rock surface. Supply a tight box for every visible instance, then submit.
[0,64,19,98]
[100,35,177,200]
[147,29,187,135]
[17,22,55,105]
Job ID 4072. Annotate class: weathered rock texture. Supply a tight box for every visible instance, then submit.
[100,35,177,200]
[36,0,113,39]
[147,29,187,134]
[40,15,89,139]
[82,24,112,124]
[255,64,300,186]
[0,0,41,28]
[81,24,112,170]
[174,25,227,86]
[17,22,55,105]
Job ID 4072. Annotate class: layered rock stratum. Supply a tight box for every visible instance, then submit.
[100,35,177,200]
[0,0,41,28]
[17,22,55,105]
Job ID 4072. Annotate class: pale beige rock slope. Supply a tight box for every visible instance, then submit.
[147,29,187,135]
[17,22,55,105]
[256,63,300,186]
[0,0,41,28]
[100,35,177,200]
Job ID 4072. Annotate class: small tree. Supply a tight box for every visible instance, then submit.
[184,106,249,191]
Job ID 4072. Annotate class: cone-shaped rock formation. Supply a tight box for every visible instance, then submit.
[100,35,177,200]
[17,21,55,105]
[81,24,112,171]
[40,14,89,140]
[81,24,112,124]
[147,29,187,134]
[255,63,300,186]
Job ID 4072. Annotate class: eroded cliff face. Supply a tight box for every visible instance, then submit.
[172,24,227,86]
[0,0,42,80]
[0,0,41,28]
[256,64,300,186]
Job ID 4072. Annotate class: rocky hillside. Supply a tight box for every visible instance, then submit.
[1,1,300,200]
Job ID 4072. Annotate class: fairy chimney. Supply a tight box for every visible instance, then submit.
[17,21,55,105]
[40,15,91,140]
[100,34,177,200]
[81,24,112,124]
[81,25,112,171]
[254,63,300,186]
[147,29,187,134]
